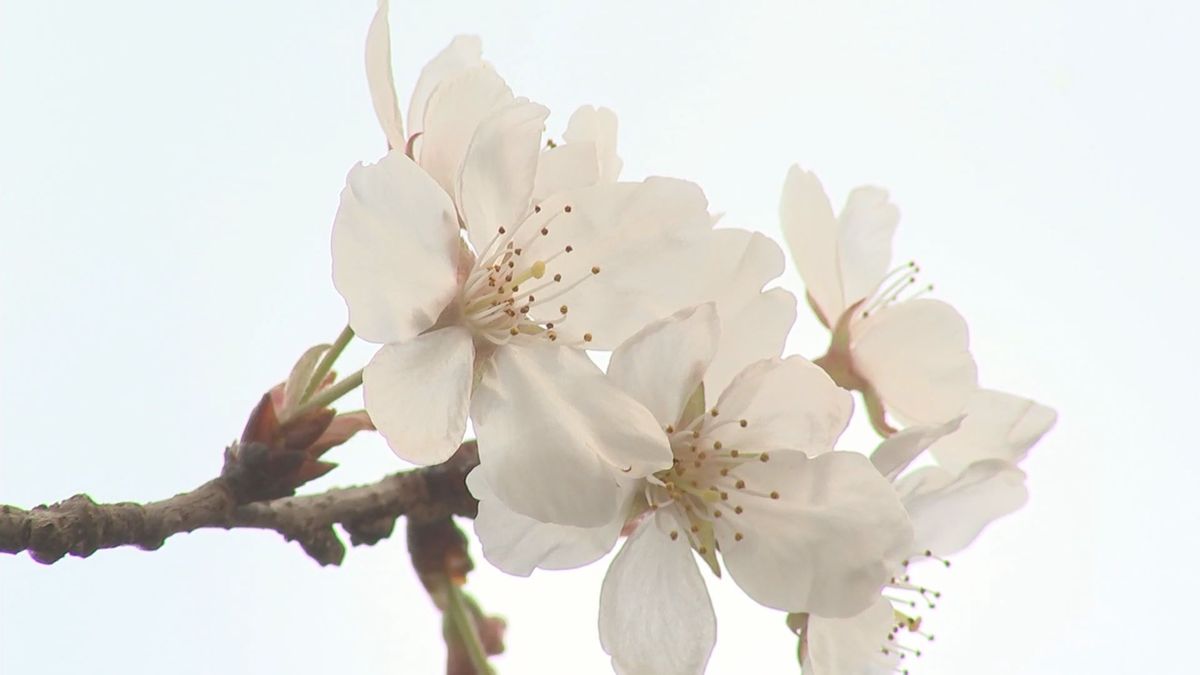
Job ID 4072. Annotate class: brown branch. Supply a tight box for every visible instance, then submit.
[0,442,479,567]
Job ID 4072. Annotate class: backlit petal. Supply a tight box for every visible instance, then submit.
[362,327,474,465]
[599,511,716,675]
[466,468,625,576]
[407,36,485,139]
[896,459,1028,556]
[851,299,978,426]
[458,100,549,251]
[836,186,900,309]
[716,451,912,617]
[419,66,513,198]
[708,356,852,457]
[781,166,843,326]
[803,598,900,675]
[364,0,404,150]
[331,151,460,344]
[870,417,963,482]
[705,287,796,397]
[929,389,1057,473]
[472,342,671,527]
[607,303,720,426]
[518,179,713,349]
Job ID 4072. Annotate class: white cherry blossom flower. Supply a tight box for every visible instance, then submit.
[335,77,778,526]
[467,240,797,575]
[780,166,979,435]
[795,389,1056,674]
[470,305,912,673]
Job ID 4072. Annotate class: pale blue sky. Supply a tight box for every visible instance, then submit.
[2,1,1197,673]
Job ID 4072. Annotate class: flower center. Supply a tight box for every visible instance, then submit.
[877,553,950,672]
[858,261,932,320]
[644,409,777,567]
[458,203,600,347]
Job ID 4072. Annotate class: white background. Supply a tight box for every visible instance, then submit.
[2,1,1197,673]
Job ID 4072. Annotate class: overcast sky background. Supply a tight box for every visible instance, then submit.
[2,1,1197,673]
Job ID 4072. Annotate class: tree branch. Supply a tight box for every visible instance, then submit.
[0,442,479,567]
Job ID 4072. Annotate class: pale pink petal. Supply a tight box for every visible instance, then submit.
[705,288,796,397]
[466,468,625,576]
[517,178,714,349]
[870,417,963,482]
[599,511,715,675]
[607,303,720,426]
[472,342,671,527]
[708,356,853,457]
[929,389,1057,473]
[532,142,600,202]
[690,228,785,315]
[331,151,460,344]
[457,100,549,252]
[531,105,623,201]
[803,598,900,675]
[851,299,978,426]
[362,327,474,465]
[562,105,622,182]
[715,451,912,617]
[836,186,900,309]
[896,459,1028,556]
[407,35,485,139]
[364,0,404,150]
[780,166,844,326]
[419,66,513,199]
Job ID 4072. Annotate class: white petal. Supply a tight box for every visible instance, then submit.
[407,35,485,138]
[457,100,549,251]
[780,166,844,326]
[519,178,714,349]
[869,417,963,482]
[331,151,460,344]
[708,356,852,457]
[599,511,716,675]
[836,186,900,309]
[715,451,912,617]
[364,0,404,150]
[851,299,978,426]
[706,288,797,397]
[896,459,1028,556]
[929,388,1057,473]
[689,228,786,317]
[466,468,624,576]
[532,142,600,202]
[362,327,474,465]
[607,303,720,426]
[472,342,672,527]
[419,66,513,199]
[803,598,900,675]
[562,105,622,182]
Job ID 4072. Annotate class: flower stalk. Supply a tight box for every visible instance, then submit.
[445,580,494,675]
[284,368,364,424]
[303,325,356,403]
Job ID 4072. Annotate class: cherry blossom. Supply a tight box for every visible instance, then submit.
[470,305,912,673]
[366,0,620,198]
[780,166,978,435]
[336,69,807,527]
[795,389,1056,674]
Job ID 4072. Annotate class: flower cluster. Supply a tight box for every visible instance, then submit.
[330,3,1056,672]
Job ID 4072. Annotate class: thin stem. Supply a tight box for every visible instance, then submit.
[284,368,364,423]
[302,325,355,402]
[445,581,493,675]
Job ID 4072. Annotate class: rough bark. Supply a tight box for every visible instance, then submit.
[0,442,479,567]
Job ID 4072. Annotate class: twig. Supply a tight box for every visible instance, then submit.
[0,442,479,566]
